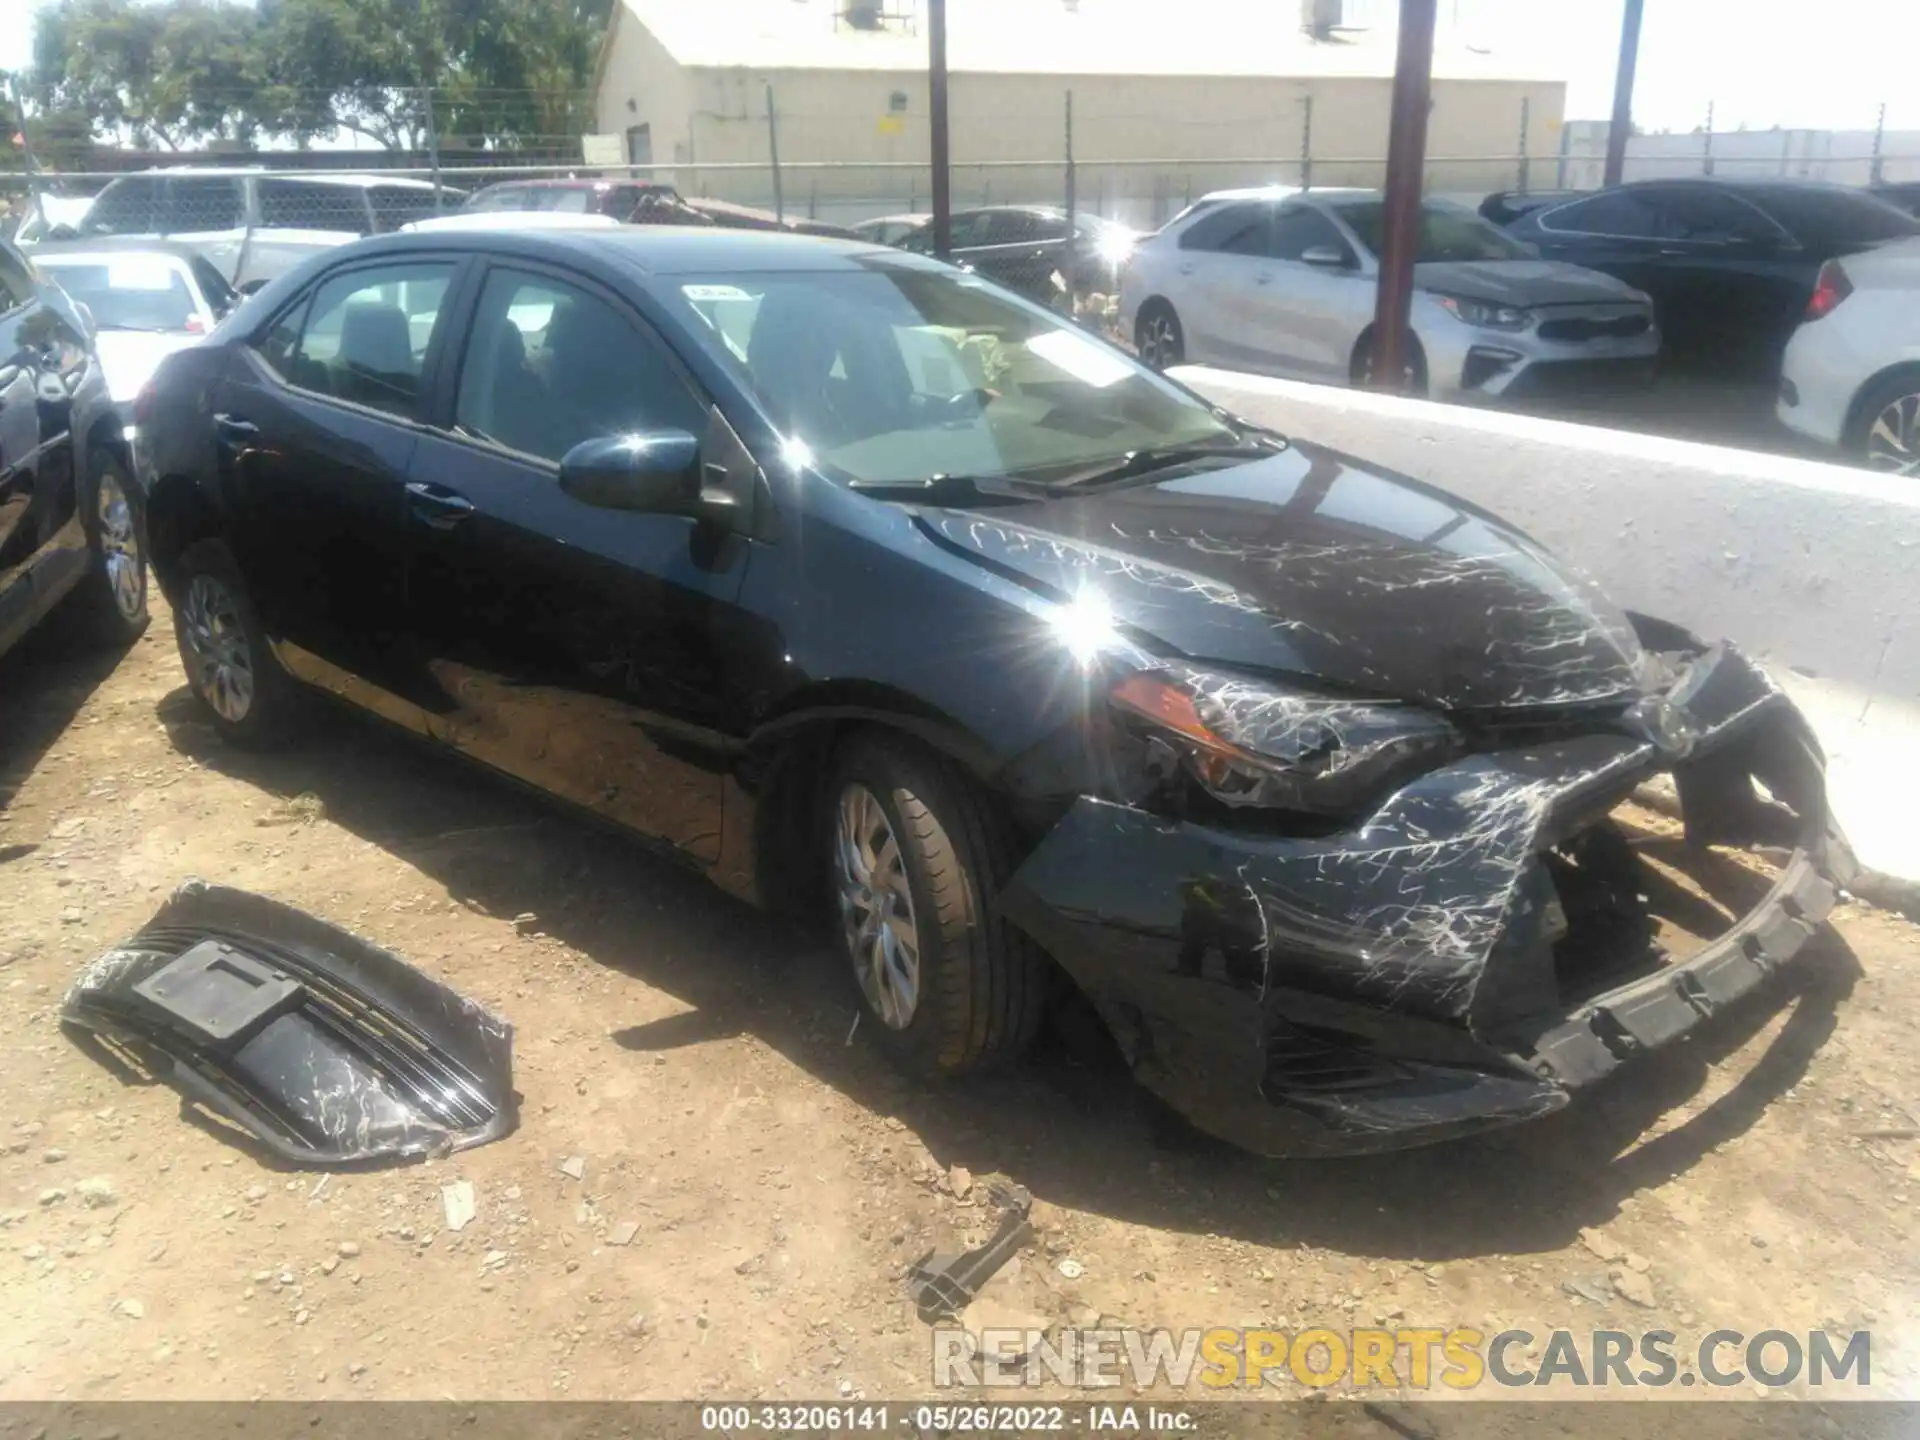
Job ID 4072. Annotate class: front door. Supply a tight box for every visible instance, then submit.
[402,262,746,860]
[217,256,463,701]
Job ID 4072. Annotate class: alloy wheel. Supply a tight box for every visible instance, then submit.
[97,471,144,619]
[1866,391,1920,474]
[1139,313,1180,370]
[834,782,921,1030]
[181,574,255,724]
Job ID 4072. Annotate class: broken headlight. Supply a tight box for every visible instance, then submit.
[1110,668,1461,818]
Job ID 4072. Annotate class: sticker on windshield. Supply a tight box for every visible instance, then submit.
[106,258,179,291]
[1026,328,1133,389]
[682,284,756,302]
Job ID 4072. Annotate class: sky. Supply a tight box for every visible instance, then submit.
[4,0,1917,134]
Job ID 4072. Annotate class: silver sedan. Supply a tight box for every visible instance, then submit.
[1121,188,1661,402]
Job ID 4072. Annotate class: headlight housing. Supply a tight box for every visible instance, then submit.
[1110,667,1461,820]
[1434,294,1532,332]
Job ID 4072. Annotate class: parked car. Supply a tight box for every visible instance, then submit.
[1122,188,1659,400]
[462,178,857,239]
[849,213,930,247]
[32,241,238,429]
[1869,181,1920,219]
[1477,189,1587,227]
[399,212,624,235]
[11,194,98,248]
[897,205,1139,305]
[0,239,149,663]
[73,168,460,291]
[135,225,1848,1157]
[1501,178,1920,369]
[1777,237,1920,472]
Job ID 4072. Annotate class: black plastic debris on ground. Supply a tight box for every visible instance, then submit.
[907,1182,1035,1323]
[61,879,517,1167]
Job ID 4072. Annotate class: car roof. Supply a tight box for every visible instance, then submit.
[399,211,623,233]
[472,177,667,191]
[331,225,913,276]
[29,237,213,266]
[103,168,443,192]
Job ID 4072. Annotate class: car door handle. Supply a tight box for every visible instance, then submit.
[1254,272,1274,286]
[406,480,475,529]
[214,413,259,441]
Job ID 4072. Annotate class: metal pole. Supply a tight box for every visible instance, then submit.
[1602,0,1643,187]
[423,88,444,211]
[1703,101,1714,176]
[1300,93,1314,190]
[1370,0,1436,393]
[1517,95,1530,193]
[1556,115,1570,189]
[1064,90,1075,227]
[1871,103,1887,185]
[928,0,952,257]
[766,84,784,222]
[5,76,48,232]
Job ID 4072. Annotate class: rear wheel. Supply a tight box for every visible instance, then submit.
[65,450,149,648]
[1135,301,1185,371]
[1351,329,1429,395]
[173,538,297,746]
[827,735,1048,1077]
[1848,368,1920,474]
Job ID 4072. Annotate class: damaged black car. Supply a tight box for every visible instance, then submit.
[135,226,1853,1157]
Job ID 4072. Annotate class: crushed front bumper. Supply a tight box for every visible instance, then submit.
[1000,643,1854,1157]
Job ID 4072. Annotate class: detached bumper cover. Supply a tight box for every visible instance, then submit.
[1001,643,1852,1157]
[62,881,517,1166]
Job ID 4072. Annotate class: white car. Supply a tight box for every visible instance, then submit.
[31,242,237,423]
[397,211,622,234]
[72,168,456,290]
[1777,237,1920,472]
[1120,187,1660,403]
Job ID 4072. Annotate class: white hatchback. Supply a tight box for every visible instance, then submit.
[1777,237,1920,472]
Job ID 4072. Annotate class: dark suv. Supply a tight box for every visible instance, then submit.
[0,239,149,663]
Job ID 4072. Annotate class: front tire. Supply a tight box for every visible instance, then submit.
[827,735,1048,1078]
[172,538,296,746]
[1135,301,1185,371]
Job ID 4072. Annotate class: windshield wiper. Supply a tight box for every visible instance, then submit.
[846,473,1043,506]
[1042,437,1285,490]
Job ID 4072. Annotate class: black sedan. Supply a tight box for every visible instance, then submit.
[0,238,149,663]
[1502,177,1918,368]
[136,226,1850,1156]
[896,205,1137,306]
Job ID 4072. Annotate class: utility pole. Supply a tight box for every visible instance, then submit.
[1063,90,1075,228]
[1517,95,1530,193]
[766,85,784,222]
[1870,102,1887,185]
[1369,0,1437,393]
[928,0,952,257]
[1603,0,1643,188]
[1703,100,1714,175]
[1300,94,1314,190]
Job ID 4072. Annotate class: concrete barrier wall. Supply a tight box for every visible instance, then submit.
[1176,368,1920,888]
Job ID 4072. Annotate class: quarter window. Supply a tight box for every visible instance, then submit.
[256,261,456,419]
[453,269,705,465]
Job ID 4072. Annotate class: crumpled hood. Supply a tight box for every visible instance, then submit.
[92,329,203,405]
[918,443,1647,712]
[1416,259,1645,307]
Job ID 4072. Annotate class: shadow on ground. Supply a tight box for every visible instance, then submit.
[150,684,1860,1266]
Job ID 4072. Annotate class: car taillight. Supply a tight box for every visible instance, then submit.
[132,381,156,428]
[1805,261,1853,321]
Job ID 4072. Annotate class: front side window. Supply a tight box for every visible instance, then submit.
[1539,190,1669,240]
[671,264,1236,486]
[259,261,455,418]
[454,269,705,464]
[1267,205,1350,262]
[161,177,244,234]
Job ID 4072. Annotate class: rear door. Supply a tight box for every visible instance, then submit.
[214,254,466,703]
[1171,201,1279,371]
[1640,184,1807,363]
[1249,203,1369,380]
[1528,189,1672,300]
[401,262,748,859]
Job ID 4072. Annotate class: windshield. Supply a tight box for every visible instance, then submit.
[667,265,1235,485]
[1334,200,1532,263]
[37,255,199,331]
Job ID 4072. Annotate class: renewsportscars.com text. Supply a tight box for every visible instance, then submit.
[933,1326,1872,1391]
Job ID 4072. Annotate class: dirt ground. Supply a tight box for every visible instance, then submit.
[4,596,1920,1409]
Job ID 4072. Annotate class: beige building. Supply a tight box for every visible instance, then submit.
[591,0,1567,226]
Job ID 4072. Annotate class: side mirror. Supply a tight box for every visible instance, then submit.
[557,431,702,514]
[1301,245,1351,269]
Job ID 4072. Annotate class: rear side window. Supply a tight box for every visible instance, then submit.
[1179,202,1270,255]
[1538,190,1669,239]
[256,261,456,419]
[81,177,163,236]
[1746,186,1920,249]
[161,177,244,234]
[258,180,372,234]
[1653,187,1785,245]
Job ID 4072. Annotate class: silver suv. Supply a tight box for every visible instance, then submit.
[74,168,459,291]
